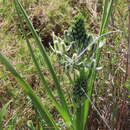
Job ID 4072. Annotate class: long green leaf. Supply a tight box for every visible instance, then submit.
[14,0,70,117]
[100,0,114,35]
[0,100,12,129]
[0,53,58,130]
[100,0,109,34]
[14,0,72,126]
[82,0,114,129]
[21,24,72,126]
[74,104,84,130]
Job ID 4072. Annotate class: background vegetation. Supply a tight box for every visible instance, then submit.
[0,0,129,129]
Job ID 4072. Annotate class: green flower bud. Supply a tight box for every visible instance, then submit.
[73,72,88,104]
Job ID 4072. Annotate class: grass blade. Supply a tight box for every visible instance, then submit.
[100,0,114,35]
[0,100,12,128]
[82,0,114,129]
[14,0,70,117]
[21,25,72,125]
[0,53,58,130]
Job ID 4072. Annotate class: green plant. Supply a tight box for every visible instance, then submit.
[64,14,92,53]
[0,0,114,129]
[72,71,88,104]
[0,100,12,129]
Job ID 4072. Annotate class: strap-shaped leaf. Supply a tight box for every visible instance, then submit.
[0,100,12,128]
[13,0,71,121]
[14,0,72,126]
[0,53,58,130]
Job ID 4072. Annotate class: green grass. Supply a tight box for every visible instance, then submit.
[0,0,129,129]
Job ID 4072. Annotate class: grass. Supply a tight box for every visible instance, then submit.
[0,0,129,129]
